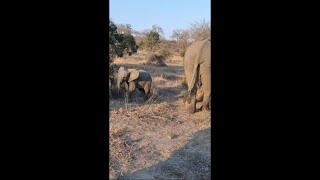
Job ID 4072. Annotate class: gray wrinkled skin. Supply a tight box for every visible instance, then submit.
[117,67,152,102]
[183,38,211,113]
[109,63,121,98]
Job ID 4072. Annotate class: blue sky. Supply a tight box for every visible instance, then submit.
[110,0,211,39]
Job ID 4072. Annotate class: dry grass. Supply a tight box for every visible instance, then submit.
[110,51,211,179]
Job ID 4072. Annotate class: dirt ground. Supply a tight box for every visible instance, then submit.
[109,53,211,180]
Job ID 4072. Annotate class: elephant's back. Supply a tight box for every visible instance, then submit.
[183,39,209,78]
[184,39,210,61]
[137,70,152,81]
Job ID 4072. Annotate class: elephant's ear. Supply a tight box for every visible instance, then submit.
[128,70,139,82]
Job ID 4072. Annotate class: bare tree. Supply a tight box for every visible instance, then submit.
[171,29,183,42]
[151,25,164,37]
[171,29,191,52]
[189,19,211,41]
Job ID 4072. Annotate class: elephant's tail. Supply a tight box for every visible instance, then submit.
[187,63,200,93]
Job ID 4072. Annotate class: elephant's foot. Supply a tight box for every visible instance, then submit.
[203,106,210,111]
[185,100,196,114]
[198,103,210,112]
[203,104,210,111]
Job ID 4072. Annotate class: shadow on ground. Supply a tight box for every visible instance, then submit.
[118,128,211,180]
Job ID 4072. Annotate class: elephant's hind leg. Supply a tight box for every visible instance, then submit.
[143,82,152,101]
[202,92,211,111]
[137,87,148,101]
[199,85,211,111]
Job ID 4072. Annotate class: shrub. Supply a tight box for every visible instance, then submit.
[109,20,139,58]
[146,53,166,66]
[143,31,161,52]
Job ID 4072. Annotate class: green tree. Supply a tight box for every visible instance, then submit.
[109,20,139,58]
[121,33,138,55]
[144,30,161,52]
[109,20,124,58]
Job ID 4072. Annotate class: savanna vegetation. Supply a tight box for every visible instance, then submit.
[109,19,210,65]
[108,19,211,179]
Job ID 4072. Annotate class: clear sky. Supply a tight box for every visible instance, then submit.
[110,0,211,39]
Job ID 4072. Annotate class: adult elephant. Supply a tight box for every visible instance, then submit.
[117,67,152,102]
[183,38,211,113]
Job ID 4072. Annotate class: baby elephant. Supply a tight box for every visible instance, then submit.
[117,67,152,102]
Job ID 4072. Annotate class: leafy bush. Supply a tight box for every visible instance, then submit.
[143,30,161,51]
[120,33,138,56]
[146,53,166,66]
